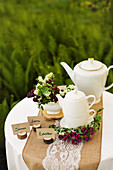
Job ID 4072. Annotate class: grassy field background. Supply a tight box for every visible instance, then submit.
[0,0,112,168]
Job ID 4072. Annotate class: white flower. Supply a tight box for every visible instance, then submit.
[38,97,42,100]
[44,72,53,81]
[36,83,40,87]
[34,89,39,95]
[64,89,68,93]
[59,132,65,135]
[68,85,75,89]
[60,91,65,96]
[44,91,51,97]
[36,83,42,90]
[38,76,44,82]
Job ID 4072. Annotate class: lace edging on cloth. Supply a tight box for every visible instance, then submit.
[42,138,83,170]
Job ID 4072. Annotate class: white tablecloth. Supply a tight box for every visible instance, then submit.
[5,91,113,170]
[5,97,38,170]
[98,91,113,170]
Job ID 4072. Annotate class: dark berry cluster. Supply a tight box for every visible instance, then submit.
[50,86,60,103]
[59,132,82,144]
[33,95,42,102]
[27,89,41,103]
[27,89,35,98]
[46,79,55,86]
[58,126,95,144]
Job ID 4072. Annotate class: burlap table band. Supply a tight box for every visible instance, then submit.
[22,97,102,170]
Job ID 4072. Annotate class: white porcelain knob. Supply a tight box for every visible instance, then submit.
[88,58,94,64]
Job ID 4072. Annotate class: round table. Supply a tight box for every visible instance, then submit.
[5,91,113,170]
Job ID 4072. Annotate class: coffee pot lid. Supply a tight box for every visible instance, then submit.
[79,58,103,71]
[65,88,85,101]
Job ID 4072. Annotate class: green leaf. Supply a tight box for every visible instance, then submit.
[78,129,82,134]
[14,61,24,96]
[25,56,34,93]
[42,87,49,94]
[38,86,42,89]
[10,100,19,110]
[48,35,57,55]
[38,90,41,96]
[0,98,9,148]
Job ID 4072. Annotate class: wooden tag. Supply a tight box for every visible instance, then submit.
[12,122,30,135]
[27,116,44,126]
[37,128,55,139]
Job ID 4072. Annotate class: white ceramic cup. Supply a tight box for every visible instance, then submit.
[61,95,96,128]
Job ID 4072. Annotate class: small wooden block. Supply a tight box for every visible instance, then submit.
[17,132,27,140]
[43,138,54,144]
[42,109,64,120]
[32,124,42,132]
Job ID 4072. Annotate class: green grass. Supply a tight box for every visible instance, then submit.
[0,0,112,149]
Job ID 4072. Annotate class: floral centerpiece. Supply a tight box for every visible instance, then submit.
[27,72,75,111]
[27,72,60,110]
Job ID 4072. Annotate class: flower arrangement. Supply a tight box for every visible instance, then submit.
[27,72,60,109]
[49,108,102,144]
[27,72,75,110]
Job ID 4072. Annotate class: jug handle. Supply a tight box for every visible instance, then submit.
[104,65,113,91]
[86,95,96,109]
[88,109,96,124]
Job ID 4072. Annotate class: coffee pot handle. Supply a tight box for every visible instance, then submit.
[104,65,113,91]
[86,95,96,109]
[88,109,96,124]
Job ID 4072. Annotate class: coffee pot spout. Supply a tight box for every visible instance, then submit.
[60,62,75,84]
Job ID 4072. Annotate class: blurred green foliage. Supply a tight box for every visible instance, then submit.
[0,0,112,148]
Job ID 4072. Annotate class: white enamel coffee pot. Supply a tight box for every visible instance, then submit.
[61,58,113,103]
[56,89,96,128]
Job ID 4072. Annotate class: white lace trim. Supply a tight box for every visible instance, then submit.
[42,138,83,170]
